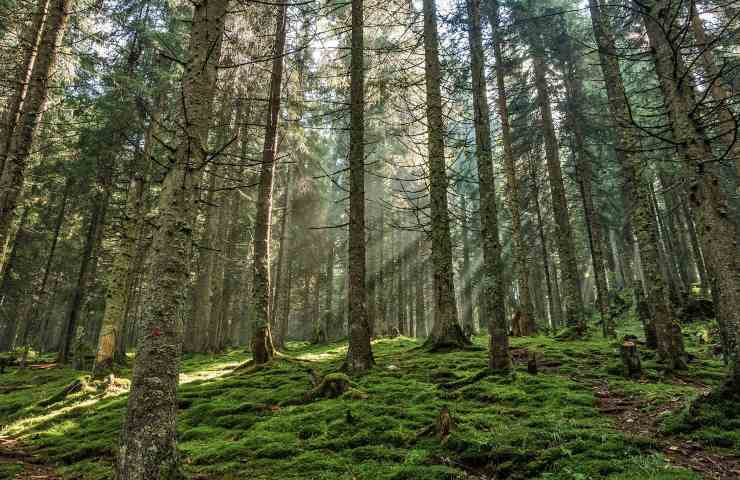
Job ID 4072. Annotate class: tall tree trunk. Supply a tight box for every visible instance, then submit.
[92,175,143,376]
[529,31,585,336]
[57,189,107,364]
[270,166,291,347]
[561,51,612,336]
[0,0,50,173]
[689,7,740,183]
[422,0,467,350]
[487,0,535,335]
[116,0,228,476]
[466,0,509,367]
[529,149,560,329]
[345,0,374,370]
[251,0,287,365]
[589,0,686,369]
[0,0,72,255]
[460,194,474,334]
[639,0,739,386]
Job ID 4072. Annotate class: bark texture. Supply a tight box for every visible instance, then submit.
[346,0,374,371]
[251,1,288,365]
[529,28,585,335]
[466,0,509,369]
[116,0,227,477]
[0,0,72,260]
[421,0,468,350]
[589,0,686,369]
[639,0,739,383]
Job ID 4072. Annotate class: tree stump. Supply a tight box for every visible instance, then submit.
[435,406,455,442]
[527,351,538,375]
[620,341,642,379]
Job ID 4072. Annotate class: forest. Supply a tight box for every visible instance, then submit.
[0,0,738,478]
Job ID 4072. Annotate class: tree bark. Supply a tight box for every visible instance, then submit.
[116,0,227,477]
[529,29,585,336]
[465,0,509,368]
[589,0,686,369]
[421,0,468,350]
[0,0,72,256]
[639,0,739,385]
[345,0,374,370]
[251,0,287,365]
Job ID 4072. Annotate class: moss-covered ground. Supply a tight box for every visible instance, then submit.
[0,312,737,479]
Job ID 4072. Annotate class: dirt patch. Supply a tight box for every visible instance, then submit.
[593,383,740,480]
[0,436,60,479]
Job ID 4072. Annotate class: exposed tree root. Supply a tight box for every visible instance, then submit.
[38,378,88,407]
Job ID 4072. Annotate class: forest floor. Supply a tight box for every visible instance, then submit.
[0,316,738,479]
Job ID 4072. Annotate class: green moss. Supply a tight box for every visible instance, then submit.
[0,321,734,479]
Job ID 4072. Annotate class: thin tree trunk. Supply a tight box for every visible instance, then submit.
[345,0,374,370]
[57,191,106,364]
[487,0,535,336]
[529,149,559,330]
[0,0,72,254]
[561,51,612,337]
[460,194,474,334]
[92,175,143,376]
[251,0,287,365]
[530,30,585,336]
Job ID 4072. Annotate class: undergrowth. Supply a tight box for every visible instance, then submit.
[0,311,735,479]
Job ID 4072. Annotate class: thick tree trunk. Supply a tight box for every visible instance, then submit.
[640,0,739,386]
[466,0,509,368]
[251,1,287,365]
[0,0,72,255]
[689,8,740,183]
[116,0,227,477]
[421,0,467,350]
[345,0,374,370]
[530,33,585,336]
[589,0,686,370]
